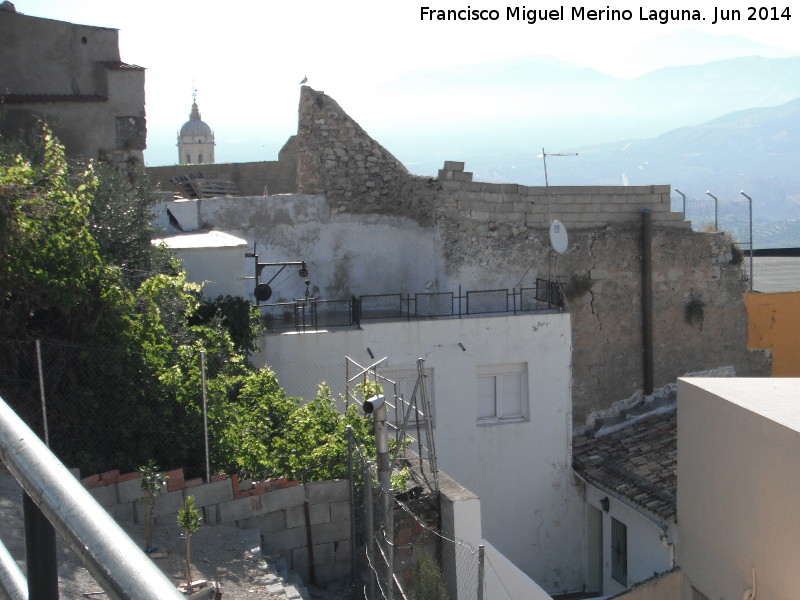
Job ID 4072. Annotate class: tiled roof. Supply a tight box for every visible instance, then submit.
[0,94,107,104]
[572,408,677,520]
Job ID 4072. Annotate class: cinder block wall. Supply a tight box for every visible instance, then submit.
[82,468,351,584]
[437,161,687,230]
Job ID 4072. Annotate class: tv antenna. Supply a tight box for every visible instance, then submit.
[537,148,577,283]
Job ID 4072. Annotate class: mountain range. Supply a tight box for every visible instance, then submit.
[145,33,800,247]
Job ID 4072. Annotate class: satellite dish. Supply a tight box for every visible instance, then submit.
[254,283,272,302]
[549,220,569,254]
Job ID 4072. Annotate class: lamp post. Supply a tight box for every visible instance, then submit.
[705,191,719,231]
[740,191,754,292]
[674,188,686,218]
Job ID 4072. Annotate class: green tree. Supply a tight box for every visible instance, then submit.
[177,496,202,592]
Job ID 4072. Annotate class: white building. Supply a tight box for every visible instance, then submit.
[677,377,800,600]
[573,405,677,597]
[253,311,585,593]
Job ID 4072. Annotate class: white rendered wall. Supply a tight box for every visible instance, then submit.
[483,540,553,600]
[196,194,448,301]
[583,484,675,596]
[677,378,800,600]
[253,313,585,593]
[164,244,247,299]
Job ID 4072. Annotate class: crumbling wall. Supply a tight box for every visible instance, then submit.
[296,86,439,225]
[185,87,770,425]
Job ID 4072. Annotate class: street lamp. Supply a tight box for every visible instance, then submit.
[705,191,719,231]
[740,191,754,292]
[674,188,686,218]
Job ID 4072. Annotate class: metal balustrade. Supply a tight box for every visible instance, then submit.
[0,395,185,600]
[259,280,564,333]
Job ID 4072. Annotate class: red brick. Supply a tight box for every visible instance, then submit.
[184,478,203,488]
[117,471,141,482]
[81,474,101,488]
[210,474,228,482]
[164,468,184,481]
[100,470,120,482]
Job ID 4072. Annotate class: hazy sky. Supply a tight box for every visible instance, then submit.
[16,0,800,165]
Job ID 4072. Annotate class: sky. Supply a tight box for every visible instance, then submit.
[16,0,800,166]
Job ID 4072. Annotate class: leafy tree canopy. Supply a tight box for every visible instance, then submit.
[0,126,375,482]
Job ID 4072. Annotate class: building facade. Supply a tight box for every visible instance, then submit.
[0,5,146,168]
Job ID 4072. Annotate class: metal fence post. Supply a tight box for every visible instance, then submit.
[200,350,210,483]
[364,460,376,600]
[35,339,49,447]
[347,426,357,582]
[23,493,58,600]
[478,544,485,600]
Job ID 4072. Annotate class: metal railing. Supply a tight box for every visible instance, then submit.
[0,395,185,600]
[260,279,564,333]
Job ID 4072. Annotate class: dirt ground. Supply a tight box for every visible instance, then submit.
[0,473,351,599]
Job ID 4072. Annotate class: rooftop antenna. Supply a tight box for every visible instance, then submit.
[537,148,577,283]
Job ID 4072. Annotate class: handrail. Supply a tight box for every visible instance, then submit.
[0,395,185,600]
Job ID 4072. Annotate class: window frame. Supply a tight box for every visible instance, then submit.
[475,362,529,424]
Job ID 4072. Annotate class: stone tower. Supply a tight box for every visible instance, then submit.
[177,91,215,164]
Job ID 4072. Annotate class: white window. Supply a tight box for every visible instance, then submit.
[476,363,528,423]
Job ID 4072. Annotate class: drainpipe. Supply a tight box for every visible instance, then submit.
[641,210,654,395]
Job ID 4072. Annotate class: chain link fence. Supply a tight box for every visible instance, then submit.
[350,443,483,600]
[0,339,212,478]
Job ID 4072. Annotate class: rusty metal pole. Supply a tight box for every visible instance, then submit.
[641,210,654,395]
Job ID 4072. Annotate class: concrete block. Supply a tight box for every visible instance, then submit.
[437,169,454,180]
[264,526,308,552]
[286,505,306,529]
[219,495,262,523]
[452,171,473,182]
[309,520,350,545]
[189,479,234,508]
[442,161,465,171]
[308,480,349,504]
[261,484,306,513]
[333,538,349,562]
[118,477,145,504]
[89,483,117,508]
[329,500,351,523]
[202,504,220,525]
[250,510,286,533]
[309,502,330,526]
[107,501,136,523]
[152,488,185,518]
[312,541,334,566]
[292,546,310,573]
[471,211,490,221]
[440,180,461,191]
[314,560,350,585]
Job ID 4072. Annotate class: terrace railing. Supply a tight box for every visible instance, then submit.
[260,279,564,333]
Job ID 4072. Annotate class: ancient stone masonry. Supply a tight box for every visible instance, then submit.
[175,87,771,425]
[296,86,439,225]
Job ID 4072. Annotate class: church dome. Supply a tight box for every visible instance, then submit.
[179,100,213,141]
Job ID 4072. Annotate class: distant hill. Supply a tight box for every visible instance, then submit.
[371,55,800,165]
[427,97,800,248]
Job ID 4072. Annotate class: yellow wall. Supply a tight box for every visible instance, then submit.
[745,292,800,376]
